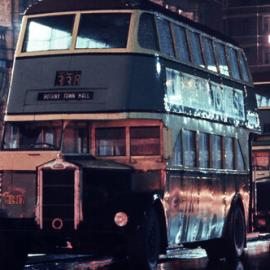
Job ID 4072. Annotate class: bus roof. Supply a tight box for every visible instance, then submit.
[25,0,238,47]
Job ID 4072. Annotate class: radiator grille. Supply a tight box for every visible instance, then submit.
[42,169,75,231]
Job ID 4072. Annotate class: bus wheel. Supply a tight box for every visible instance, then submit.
[0,231,28,269]
[127,207,161,270]
[225,205,246,260]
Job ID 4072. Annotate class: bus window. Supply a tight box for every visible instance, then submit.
[130,126,160,156]
[253,151,269,171]
[138,13,159,51]
[156,17,174,57]
[202,36,217,72]
[2,121,62,150]
[23,15,74,52]
[183,129,196,167]
[214,42,229,76]
[236,140,245,170]
[172,24,190,63]
[239,51,251,83]
[95,127,125,156]
[224,137,234,170]
[211,134,222,169]
[76,13,130,49]
[199,132,209,168]
[173,132,182,165]
[227,47,241,80]
[63,123,89,154]
[188,31,205,68]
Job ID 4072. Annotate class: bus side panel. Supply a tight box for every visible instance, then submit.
[165,171,249,245]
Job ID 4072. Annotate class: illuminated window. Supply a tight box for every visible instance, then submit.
[172,24,190,63]
[224,137,234,170]
[211,135,222,169]
[138,13,158,51]
[23,15,74,52]
[63,123,89,154]
[227,47,241,80]
[76,13,130,49]
[188,31,205,68]
[96,127,125,156]
[156,18,174,57]
[214,42,229,76]
[183,129,196,167]
[202,36,217,72]
[130,126,160,156]
[199,132,209,168]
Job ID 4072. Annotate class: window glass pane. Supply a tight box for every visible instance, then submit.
[239,52,251,82]
[199,132,209,168]
[236,140,245,170]
[215,42,229,76]
[172,24,190,62]
[138,13,158,51]
[227,47,241,80]
[23,15,74,52]
[3,121,62,150]
[183,129,196,167]
[173,131,182,165]
[96,127,125,156]
[156,17,174,57]
[63,123,88,154]
[253,151,270,171]
[76,13,130,49]
[189,31,204,68]
[202,36,217,72]
[130,127,160,155]
[224,137,234,170]
[212,135,222,169]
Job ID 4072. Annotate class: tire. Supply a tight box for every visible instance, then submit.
[127,207,161,270]
[225,205,246,260]
[0,231,28,270]
[204,205,246,262]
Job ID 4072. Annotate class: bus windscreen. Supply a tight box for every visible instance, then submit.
[76,13,130,49]
[23,15,74,52]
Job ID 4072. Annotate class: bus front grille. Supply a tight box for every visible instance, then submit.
[41,170,75,231]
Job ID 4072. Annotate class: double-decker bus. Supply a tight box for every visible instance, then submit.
[0,0,260,269]
[252,87,270,231]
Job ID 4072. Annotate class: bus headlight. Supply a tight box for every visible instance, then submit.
[114,212,128,227]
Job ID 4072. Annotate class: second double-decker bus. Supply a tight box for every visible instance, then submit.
[252,88,270,231]
[0,0,261,269]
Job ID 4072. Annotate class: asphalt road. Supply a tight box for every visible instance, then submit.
[24,234,270,270]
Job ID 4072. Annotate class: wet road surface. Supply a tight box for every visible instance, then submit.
[24,234,270,270]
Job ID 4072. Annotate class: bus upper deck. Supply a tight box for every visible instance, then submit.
[6,0,259,132]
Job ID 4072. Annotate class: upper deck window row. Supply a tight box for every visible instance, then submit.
[22,12,251,84]
[138,13,251,83]
[23,13,130,52]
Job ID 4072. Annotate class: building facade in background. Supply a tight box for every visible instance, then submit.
[223,0,270,134]
[0,0,37,130]
[223,0,270,82]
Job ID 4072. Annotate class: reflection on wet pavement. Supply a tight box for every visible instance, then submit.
[25,237,270,270]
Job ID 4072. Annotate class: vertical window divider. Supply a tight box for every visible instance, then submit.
[209,134,213,169]
[195,131,200,168]
[126,126,130,159]
[91,126,95,156]
[153,15,161,52]
[169,22,178,59]
[221,136,225,170]
[70,12,81,51]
